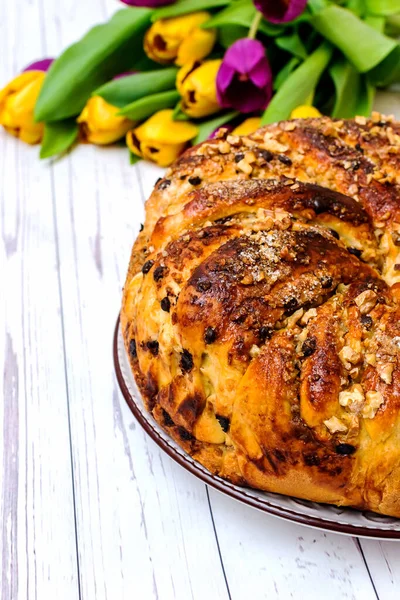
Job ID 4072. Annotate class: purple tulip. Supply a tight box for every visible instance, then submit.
[120,0,173,6]
[216,39,272,114]
[253,0,307,23]
[23,58,54,72]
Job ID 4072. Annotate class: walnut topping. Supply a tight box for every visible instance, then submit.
[236,159,253,175]
[226,135,240,146]
[301,308,317,325]
[244,151,256,164]
[324,416,348,434]
[355,115,367,125]
[218,141,231,154]
[355,290,377,314]
[362,391,384,419]
[286,308,304,329]
[339,345,361,369]
[241,273,254,285]
[262,134,288,153]
[366,353,377,366]
[377,363,394,384]
[250,344,261,358]
[339,384,364,412]
[283,122,296,131]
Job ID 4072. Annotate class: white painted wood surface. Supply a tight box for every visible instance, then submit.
[1,1,400,599]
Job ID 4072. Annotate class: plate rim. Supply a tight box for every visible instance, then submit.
[113,315,400,540]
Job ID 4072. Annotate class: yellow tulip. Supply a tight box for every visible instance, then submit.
[232,117,262,137]
[144,12,216,66]
[126,109,198,167]
[77,96,133,145]
[290,105,322,119]
[0,71,45,144]
[177,60,222,118]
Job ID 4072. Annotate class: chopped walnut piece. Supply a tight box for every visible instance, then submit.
[218,141,231,154]
[339,384,364,412]
[249,344,261,358]
[226,135,240,146]
[241,273,254,285]
[301,308,317,325]
[284,122,296,131]
[236,159,252,175]
[377,363,394,384]
[355,115,367,125]
[366,353,377,366]
[286,308,304,329]
[354,290,377,314]
[324,416,348,434]
[339,345,361,368]
[362,391,384,419]
[244,151,256,164]
[262,135,288,153]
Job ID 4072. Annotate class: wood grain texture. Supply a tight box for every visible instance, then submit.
[1,0,400,598]
[0,30,80,600]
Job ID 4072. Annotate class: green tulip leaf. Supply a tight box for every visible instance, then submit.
[365,14,385,33]
[172,102,191,121]
[35,8,151,122]
[119,90,180,120]
[218,25,249,48]
[330,57,375,118]
[193,111,239,145]
[307,0,330,13]
[312,6,397,73]
[261,41,333,125]
[202,0,284,35]
[365,0,400,15]
[95,68,178,108]
[129,151,141,165]
[39,119,79,159]
[273,57,300,91]
[369,45,400,86]
[275,32,307,60]
[152,0,230,21]
[345,0,365,17]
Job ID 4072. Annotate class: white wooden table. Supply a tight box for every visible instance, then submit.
[2,1,400,598]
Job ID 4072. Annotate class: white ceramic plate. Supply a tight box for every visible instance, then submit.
[114,318,400,539]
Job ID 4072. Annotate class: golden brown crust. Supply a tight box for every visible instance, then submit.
[121,115,400,517]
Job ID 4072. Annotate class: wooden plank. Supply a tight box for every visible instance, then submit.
[49,141,230,599]
[0,1,80,599]
[359,541,400,599]
[209,489,379,600]
[0,60,79,600]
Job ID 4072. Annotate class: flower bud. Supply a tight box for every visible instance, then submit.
[77,96,133,145]
[177,60,221,118]
[126,109,198,167]
[290,105,322,119]
[0,59,53,144]
[216,39,272,114]
[232,117,261,136]
[144,12,216,66]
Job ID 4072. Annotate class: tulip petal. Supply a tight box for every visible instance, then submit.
[222,38,267,75]
[134,109,198,144]
[254,0,307,24]
[23,58,54,72]
[176,26,216,66]
[215,63,236,94]
[216,39,272,113]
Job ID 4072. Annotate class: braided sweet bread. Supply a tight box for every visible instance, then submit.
[121,115,400,517]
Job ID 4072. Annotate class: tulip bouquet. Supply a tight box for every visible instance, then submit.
[1,0,400,167]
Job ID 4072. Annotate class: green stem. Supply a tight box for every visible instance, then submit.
[248,11,262,39]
